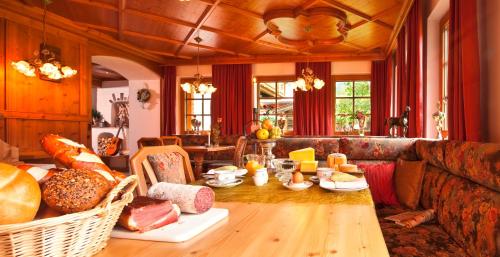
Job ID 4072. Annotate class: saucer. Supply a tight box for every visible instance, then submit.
[283,181,313,191]
[309,176,320,184]
[205,179,243,188]
[206,168,248,176]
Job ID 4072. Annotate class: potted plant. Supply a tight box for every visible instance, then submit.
[92,109,104,127]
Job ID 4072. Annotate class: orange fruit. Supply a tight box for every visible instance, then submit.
[245,160,262,176]
[261,119,274,130]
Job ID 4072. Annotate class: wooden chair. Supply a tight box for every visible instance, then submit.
[207,136,248,169]
[137,137,163,149]
[159,136,182,146]
[130,145,195,196]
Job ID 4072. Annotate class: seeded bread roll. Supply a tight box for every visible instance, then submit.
[42,169,112,214]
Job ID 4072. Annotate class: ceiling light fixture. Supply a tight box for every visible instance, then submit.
[180,36,216,95]
[292,26,324,91]
[11,1,77,81]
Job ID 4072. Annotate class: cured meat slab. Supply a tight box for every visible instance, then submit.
[111,208,229,242]
[147,182,214,214]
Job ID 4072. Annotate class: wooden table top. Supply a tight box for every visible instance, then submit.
[182,145,235,153]
[97,202,389,257]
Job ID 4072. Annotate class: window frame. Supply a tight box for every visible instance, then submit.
[255,75,296,134]
[439,12,450,134]
[180,77,213,133]
[332,74,372,135]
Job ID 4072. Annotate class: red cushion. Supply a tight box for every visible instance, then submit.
[357,162,400,205]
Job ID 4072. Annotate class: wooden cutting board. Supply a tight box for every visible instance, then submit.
[111,208,229,243]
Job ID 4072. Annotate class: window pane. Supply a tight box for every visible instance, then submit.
[284,82,295,97]
[204,100,211,115]
[335,98,353,115]
[336,81,353,97]
[336,114,354,132]
[276,98,293,116]
[193,93,203,99]
[354,81,370,97]
[354,98,371,114]
[259,82,276,98]
[259,98,275,115]
[277,82,286,97]
[364,115,371,132]
[203,116,211,131]
[187,99,203,115]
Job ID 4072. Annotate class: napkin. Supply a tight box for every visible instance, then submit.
[334,179,368,189]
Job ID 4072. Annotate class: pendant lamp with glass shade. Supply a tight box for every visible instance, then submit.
[180,36,216,95]
[11,0,77,80]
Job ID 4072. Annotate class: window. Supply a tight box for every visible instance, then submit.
[333,75,371,134]
[181,78,212,132]
[256,76,295,132]
[440,14,449,132]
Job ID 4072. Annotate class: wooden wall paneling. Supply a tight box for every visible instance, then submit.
[0,18,5,141]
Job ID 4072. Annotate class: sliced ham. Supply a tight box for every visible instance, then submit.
[147,182,214,214]
[118,196,180,233]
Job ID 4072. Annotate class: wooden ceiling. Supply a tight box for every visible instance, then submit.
[18,0,410,65]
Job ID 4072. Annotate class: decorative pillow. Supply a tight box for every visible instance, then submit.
[147,152,186,184]
[394,159,427,210]
[357,162,399,205]
[384,209,435,228]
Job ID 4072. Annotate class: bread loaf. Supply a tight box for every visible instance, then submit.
[42,169,112,214]
[0,163,41,225]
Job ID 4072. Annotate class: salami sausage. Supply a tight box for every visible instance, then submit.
[147,182,214,214]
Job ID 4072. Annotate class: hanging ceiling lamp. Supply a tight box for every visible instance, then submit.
[11,1,77,81]
[292,25,324,92]
[180,36,216,95]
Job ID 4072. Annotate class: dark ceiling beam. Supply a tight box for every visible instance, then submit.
[117,0,126,41]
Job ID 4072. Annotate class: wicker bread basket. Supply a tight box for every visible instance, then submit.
[0,175,138,257]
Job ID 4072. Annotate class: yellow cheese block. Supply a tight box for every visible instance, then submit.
[289,147,315,162]
[300,160,318,173]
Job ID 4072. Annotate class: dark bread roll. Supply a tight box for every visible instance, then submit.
[42,169,112,214]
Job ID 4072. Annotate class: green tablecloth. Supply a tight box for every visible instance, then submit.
[195,176,374,206]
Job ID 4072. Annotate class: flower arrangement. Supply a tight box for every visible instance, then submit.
[432,98,447,139]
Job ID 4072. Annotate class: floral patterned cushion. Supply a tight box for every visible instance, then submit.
[273,137,340,159]
[443,141,500,192]
[420,165,450,210]
[378,215,469,257]
[339,137,417,160]
[415,140,447,169]
[437,175,499,257]
[147,152,186,184]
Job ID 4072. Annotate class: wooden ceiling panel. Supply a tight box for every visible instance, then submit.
[346,22,392,49]
[46,1,118,28]
[220,0,307,14]
[16,0,410,64]
[124,36,179,53]
[203,7,266,39]
[332,0,402,16]
[124,15,191,42]
[126,0,210,24]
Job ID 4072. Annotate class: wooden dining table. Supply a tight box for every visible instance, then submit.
[182,145,235,178]
[96,176,389,257]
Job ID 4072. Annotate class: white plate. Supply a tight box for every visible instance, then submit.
[319,179,369,192]
[205,178,243,188]
[206,168,248,177]
[283,181,313,191]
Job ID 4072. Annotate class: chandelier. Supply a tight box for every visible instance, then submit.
[293,64,325,91]
[11,1,77,80]
[180,36,216,95]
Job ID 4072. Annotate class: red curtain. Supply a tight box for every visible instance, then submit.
[395,0,424,138]
[371,59,392,136]
[293,62,333,135]
[448,0,482,141]
[161,66,176,135]
[211,64,253,135]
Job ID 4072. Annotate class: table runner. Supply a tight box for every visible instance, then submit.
[195,176,374,205]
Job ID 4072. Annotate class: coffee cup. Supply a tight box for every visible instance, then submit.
[253,175,268,186]
[254,168,268,178]
[215,171,236,182]
[316,167,334,179]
